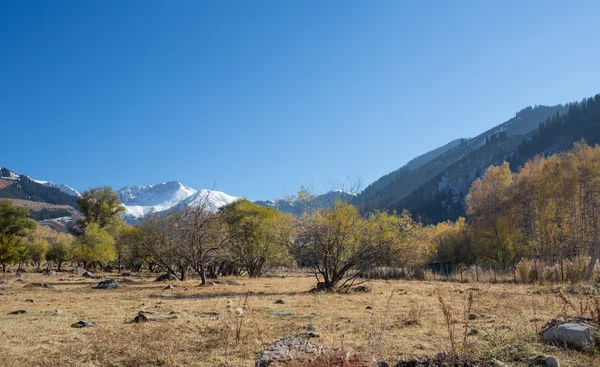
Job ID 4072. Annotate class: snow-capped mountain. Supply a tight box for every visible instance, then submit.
[255,190,356,215]
[117,181,239,223]
[32,180,81,197]
[183,189,240,212]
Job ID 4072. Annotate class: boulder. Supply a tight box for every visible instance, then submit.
[8,309,28,315]
[82,271,95,278]
[155,273,177,282]
[24,282,53,289]
[132,311,157,323]
[255,337,325,367]
[71,320,98,328]
[95,279,120,289]
[541,322,598,351]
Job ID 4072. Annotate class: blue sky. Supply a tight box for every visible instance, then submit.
[1,1,599,200]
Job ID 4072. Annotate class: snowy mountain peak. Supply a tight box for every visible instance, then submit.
[32,179,81,197]
[118,181,239,223]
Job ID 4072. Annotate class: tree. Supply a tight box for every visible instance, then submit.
[466,162,523,282]
[138,214,190,280]
[294,201,389,291]
[175,201,229,285]
[26,239,48,269]
[0,200,36,272]
[46,233,72,271]
[220,199,293,277]
[77,186,125,230]
[71,223,116,268]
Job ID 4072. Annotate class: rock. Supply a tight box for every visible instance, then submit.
[24,299,36,303]
[298,330,320,338]
[16,268,26,274]
[44,270,57,276]
[354,285,372,293]
[468,328,479,336]
[82,271,95,278]
[121,272,132,277]
[468,314,477,320]
[255,337,325,367]
[8,310,28,315]
[71,320,98,328]
[545,356,560,367]
[163,285,176,290]
[72,268,88,275]
[52,309,64,316]
[271,310,293,317]
[155,273,177,282]
[541,322,598,351]
[366,306,373,310]
[132,311,157,323]
[24,282,53,289]
[405,291,413,295]
[274,298,287,304]
[95,279,120,289]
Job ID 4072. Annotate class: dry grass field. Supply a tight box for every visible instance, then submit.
[1,271,599,367]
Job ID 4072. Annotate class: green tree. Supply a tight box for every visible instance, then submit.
[72,223,116,268]
[294,201,390,291]
[220,199,293,277]
[77,186,125,230]
[46,233,72,272]
[0,200,36,272]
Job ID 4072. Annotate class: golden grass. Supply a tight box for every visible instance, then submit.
[0,271,599,366]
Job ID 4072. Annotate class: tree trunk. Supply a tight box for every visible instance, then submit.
[584,246,600,281]
[199,265,206,286]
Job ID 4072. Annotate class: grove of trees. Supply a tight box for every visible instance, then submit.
[4,141,600,287]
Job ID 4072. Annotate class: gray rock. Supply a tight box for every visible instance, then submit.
[298,330,320,338]
[270,310,293,317]
[545,356,560,367]
[71,320,98,328]
[24,282,53,289]
[541,322,598,351]
[8,309,28,315]
[52,309,64,316]
[274,298,287,304]
[44,270,57,276]
[132,311,157,323]
[255,337,324,367]
[155,273,177,282]
[82,271,95,278]
[95,279,120,289]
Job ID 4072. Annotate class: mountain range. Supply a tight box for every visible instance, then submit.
[2,92,599,229]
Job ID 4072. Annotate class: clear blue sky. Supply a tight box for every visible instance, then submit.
[1,1,599,200]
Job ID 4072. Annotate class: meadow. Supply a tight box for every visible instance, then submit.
[1,271,599,367]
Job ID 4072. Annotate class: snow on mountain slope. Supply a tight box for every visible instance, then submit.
[117,181,198,219]
[117,182,239,222]
[32,179,81,197]
[183,189,240,212]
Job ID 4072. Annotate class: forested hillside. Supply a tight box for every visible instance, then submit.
[391,94,600,223]
[355,105,566,210]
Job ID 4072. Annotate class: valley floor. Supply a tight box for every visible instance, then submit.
[0,271,598,366]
